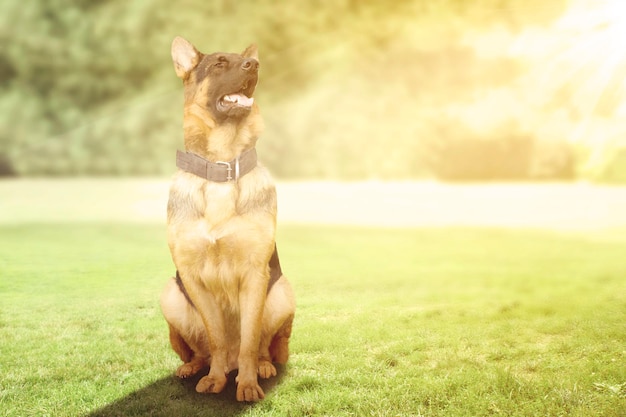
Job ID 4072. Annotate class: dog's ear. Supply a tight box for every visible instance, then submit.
[242,44,259,62]
[171,36,201,79]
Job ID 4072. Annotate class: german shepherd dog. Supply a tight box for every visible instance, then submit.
[160,37,295,402]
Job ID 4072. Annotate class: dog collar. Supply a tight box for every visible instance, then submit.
[176,148,257,182]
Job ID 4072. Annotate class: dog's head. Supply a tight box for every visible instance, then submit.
[171,37,259,122]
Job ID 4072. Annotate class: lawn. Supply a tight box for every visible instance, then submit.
[0,223,625,416]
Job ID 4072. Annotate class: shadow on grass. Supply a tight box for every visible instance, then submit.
[87,366,287,417]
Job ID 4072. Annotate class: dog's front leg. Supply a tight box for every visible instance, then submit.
[180,276,230,395]
[235,269,268,402]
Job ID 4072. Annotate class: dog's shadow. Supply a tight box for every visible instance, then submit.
[87,366,287,417]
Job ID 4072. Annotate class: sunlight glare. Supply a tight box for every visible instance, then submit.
[501,0,626,177]
[519,0,626,126]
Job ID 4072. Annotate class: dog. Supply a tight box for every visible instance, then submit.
[160,36,295,402]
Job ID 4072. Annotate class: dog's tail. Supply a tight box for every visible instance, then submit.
[269,314,294,364]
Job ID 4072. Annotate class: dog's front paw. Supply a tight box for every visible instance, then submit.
[196,374,227,394]
[235,377,265,402]
[257,359,277,379]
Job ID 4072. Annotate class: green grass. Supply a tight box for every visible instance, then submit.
[1,224,625,416]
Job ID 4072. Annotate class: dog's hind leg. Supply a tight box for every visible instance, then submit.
[161,277,209,379]
[167,323,207,378]
[269,313,293,365]
[168,322,193,363]
[258,276,295,378]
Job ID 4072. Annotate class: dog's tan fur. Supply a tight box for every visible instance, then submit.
[160,37,295,402]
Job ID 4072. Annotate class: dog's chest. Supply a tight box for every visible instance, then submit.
[167,170,276,295]
[201,182,239,225]
[168,174,237,225]
[168,168,276,227]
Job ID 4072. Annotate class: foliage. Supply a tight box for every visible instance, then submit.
[601,148,626,183]
[580,145,626,184]
[423,122,535,181]
[5,0,609,180]
[421,122,576,181]
[1,223,625,416]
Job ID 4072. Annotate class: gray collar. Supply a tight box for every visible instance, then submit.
[176,148,257,182]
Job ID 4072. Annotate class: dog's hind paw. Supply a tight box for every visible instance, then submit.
[175,356,206,379]
[176,363,199,379]
[257,359,277,379]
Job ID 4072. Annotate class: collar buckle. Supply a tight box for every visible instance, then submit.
[215,158,240,181]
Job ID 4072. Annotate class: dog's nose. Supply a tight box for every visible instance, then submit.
[241,58,259,72]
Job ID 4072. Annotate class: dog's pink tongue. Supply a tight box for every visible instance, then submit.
[225,94,254,107]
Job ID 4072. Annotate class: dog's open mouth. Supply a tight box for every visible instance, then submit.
[216,80,256,113]
[218,93,254,111]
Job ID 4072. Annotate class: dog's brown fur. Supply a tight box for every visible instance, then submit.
[160,37,295,402]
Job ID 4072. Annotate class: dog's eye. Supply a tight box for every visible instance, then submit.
[214,56,228,68]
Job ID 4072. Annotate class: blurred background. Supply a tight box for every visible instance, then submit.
[1,0,626,183]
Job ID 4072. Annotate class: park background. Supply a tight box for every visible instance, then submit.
[1,0,626,182]
[1,1,625,416]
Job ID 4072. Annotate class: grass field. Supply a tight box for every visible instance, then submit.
[1,220,625,416]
